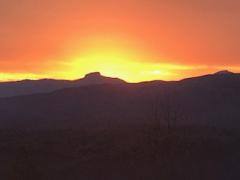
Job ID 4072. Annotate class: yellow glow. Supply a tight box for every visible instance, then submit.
[59,58,194,82]
[0,36,217,82]
[0,73,41,82]
[52,36,197,82]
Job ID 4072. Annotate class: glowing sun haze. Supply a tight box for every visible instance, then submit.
[0,0,240,82]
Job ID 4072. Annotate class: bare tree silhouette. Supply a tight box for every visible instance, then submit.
[146,88,187,161]
[151,88,185,132]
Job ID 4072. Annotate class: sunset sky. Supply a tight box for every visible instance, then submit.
[1,0,240,82]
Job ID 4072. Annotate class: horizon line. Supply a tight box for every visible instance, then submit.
[0,70,237,84]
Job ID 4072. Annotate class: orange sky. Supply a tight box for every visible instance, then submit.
[0,0,240,82]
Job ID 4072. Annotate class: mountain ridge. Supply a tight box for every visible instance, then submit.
[0,72,125,98]
[0,70,239,98]
[0,70,240,129]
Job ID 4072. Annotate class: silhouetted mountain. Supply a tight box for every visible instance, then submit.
[0,72,125,98]
[214,70,235,75]
[179,71,240,89]
[0,71,240,129]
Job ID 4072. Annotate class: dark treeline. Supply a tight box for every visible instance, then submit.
[0,124,240,180]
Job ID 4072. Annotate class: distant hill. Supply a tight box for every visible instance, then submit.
[0,71,240,129]
[0,72,125,98]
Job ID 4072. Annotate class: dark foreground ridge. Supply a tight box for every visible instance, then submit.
[0,70,240,179]
[1,126,239,180]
